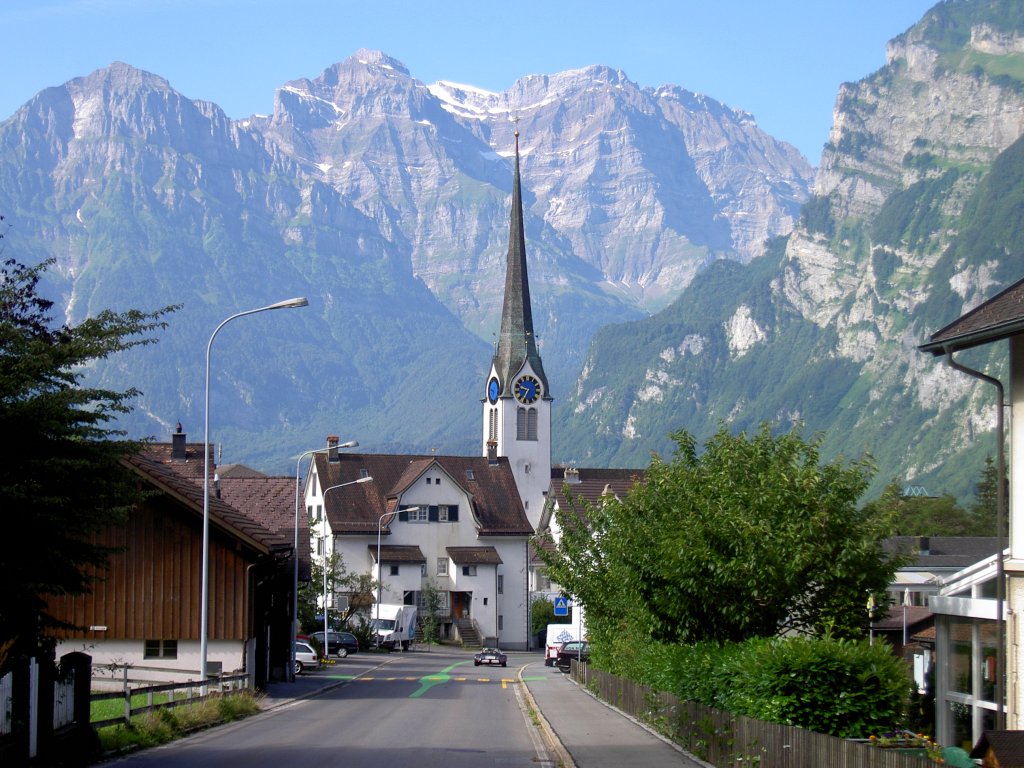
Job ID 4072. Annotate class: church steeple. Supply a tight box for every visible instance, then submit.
[482,129,552,531]
[492,131,550,398]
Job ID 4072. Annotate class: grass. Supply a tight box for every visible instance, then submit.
[95,691,262,754]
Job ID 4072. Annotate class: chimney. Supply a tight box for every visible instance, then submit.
[171,422,187,461]
[918,536,930,556]
[564,466,580,485]
[327,435,340,463]
[486,440,498,465]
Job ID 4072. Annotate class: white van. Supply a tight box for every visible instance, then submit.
[544,624,580,666]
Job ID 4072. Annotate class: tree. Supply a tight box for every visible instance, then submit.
[0,256,175,665]
[418,579,444,649]
[537,424,901,647]
[863,477,995,537]
[297,519,376,634]
[531,596,557,637]
[969,454,1001,535]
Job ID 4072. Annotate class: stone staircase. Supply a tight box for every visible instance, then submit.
[455,618,482,649]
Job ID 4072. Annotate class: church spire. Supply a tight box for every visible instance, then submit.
[493,130,549,396]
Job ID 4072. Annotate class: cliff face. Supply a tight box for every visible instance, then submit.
[559,0,1024,501]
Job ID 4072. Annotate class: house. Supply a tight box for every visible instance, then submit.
[48,442,298,688]
[919,274,1024,744]
[305,447,533,648]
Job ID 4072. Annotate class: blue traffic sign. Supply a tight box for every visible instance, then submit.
[554,596,569,616]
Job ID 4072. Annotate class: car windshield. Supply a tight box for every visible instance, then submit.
[371,618,395,631]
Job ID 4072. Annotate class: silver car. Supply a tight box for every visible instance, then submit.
[294,641,320,674]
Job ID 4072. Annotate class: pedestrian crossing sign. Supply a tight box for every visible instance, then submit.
[554,596,569,616]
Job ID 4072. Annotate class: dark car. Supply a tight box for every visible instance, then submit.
[555,640,590,672]
[309,630,359,658]
[474,647,507,667]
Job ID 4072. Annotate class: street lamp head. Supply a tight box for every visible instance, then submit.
[267,296,309,310]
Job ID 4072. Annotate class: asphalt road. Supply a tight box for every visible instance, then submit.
[104,651,549,768]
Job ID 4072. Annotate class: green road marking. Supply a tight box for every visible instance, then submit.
[409,660,473,698]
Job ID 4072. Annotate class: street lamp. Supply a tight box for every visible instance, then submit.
[376,507,419,648]
[291,440,358,681]
[200,297,308,684]
[321,477,374,654]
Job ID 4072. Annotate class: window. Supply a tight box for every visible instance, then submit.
[498,615,503,631]
[438,505,449,522]
[312,476,318,495]
[389,565,400,576]
[144,639,177,659]
[410,507,428,522]
[488,409,497,441]
[420,564,427,577]
[465,469,475,481]
[516,407,538,441]
[315,504,322,523]
[462,565,477,577]
[437,558,448,576]
[317,539,324,556]
[359,468,369,479]
[497,575,504,594]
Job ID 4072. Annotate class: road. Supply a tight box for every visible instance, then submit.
[105,650,551,768]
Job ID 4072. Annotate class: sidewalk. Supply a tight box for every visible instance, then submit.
[518,660,710,768]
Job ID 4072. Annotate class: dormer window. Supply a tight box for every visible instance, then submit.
[465,469,475,481]
[359,468,369,479]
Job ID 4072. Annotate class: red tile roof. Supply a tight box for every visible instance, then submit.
[312,453,532,536]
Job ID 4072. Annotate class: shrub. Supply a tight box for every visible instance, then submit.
[606,634,909,739]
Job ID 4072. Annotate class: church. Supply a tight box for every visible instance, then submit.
[302,132,553,650]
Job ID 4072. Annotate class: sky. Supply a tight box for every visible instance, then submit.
[4,0,938,162]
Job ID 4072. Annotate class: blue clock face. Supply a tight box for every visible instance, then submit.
[487,377,500,404]
[514,375,541,404]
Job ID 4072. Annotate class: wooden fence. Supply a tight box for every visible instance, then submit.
[90,672,252,729]
[571,663,937,768]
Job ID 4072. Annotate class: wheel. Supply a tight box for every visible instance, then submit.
[294,660,303,675]
[337,647,349,658]
[474,661,480,666]
[501,661,507,667]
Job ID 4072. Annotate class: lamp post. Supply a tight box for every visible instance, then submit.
[291,441,358,681]
[376,507,419,648]
[201,297,307,685]
[320,477,374,656]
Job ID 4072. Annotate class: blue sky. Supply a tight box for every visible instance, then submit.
[4,0,936,162]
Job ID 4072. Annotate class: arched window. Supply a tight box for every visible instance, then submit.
[489,408,498,441]
[517,407,538,441]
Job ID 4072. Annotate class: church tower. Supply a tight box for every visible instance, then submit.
[482,131,551,531]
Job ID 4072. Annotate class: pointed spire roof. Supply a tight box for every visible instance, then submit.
[493,131,549,396]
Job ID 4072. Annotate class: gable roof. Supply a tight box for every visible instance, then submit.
[312,452,532,536]
[542,467,646,531]
[122,453,287,555]
[919,275,1024,354]
[141,439,211,480]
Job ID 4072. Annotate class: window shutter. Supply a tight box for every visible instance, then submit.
[398,509,409,522]
[428,505,439,522]
[449,505,458,522]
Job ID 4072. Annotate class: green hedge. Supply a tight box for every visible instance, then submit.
[602,634,909,739]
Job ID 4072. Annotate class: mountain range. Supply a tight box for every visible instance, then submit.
[1,0,1022,502]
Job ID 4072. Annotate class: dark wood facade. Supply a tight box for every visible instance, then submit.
[46,453,295,685]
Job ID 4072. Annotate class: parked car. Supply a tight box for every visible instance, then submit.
[294,641,320,674]
[555,640,590,672]
[474,647,508,667]
[309,630,360,657]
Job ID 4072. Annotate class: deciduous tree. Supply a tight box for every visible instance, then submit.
[538,424,901,646]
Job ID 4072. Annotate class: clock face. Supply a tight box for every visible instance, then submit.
[514,375,541,404]
[487,377,500,404]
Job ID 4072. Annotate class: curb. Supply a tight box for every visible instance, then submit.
[517,665,576,768]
